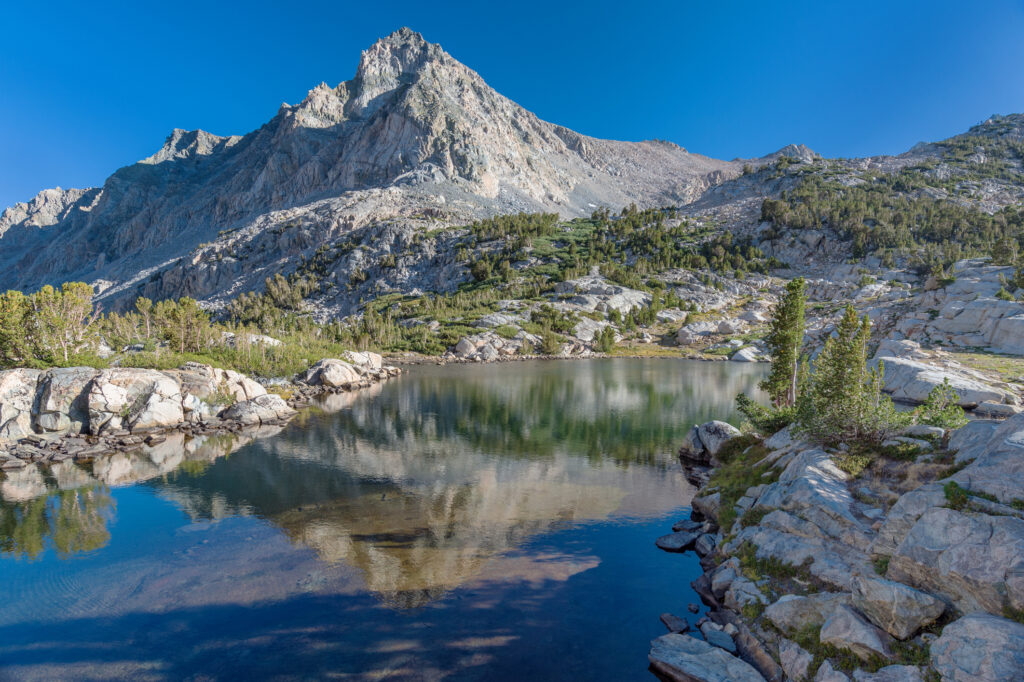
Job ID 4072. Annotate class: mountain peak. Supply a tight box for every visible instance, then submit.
[353,27,445,95]
[379,26,427,47]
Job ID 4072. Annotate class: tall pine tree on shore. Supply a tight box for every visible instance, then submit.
[735,277,806,434]
[760,277,806,408]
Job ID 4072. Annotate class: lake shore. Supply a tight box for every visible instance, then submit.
[0,355,401,471]
[650,415,1024,681]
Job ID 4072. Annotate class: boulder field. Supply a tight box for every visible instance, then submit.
[0,354,400,470]
[651,412,1024,682]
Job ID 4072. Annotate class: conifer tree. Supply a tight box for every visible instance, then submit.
[798,305,904,444]
[760,277,806,407]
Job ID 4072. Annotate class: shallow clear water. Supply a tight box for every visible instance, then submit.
[0,359,764,680]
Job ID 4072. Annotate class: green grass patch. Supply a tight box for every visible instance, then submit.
[494,325,520,340]
[709,436,776,533]
[738,506,774,529]
[833,450,874,477]
[948,351,1024,384]
[943,481,970,510]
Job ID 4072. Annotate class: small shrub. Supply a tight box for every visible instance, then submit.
[736,393,796,435]
[940,457,974,478]
[873,556,890,575]
[890,640,930,666]
[494,325,520,340]
[797,306,908,445]
[880,441,923,461]
[715,434,763,465]
[539,331,562,355]
[996,287,1016,301]
[739,506,773,529]
[914,378,968,429]
[741,601,765,620]
[594,326,616,353]
[1003,602,1024,624]
[944,481,969,510]
[833,450,874,477]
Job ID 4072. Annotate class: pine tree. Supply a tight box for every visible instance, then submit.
[595,326,615,353]
[760,277,806,407]
[0,290,30,366]
[798,305,904,444]
[29,282,95,363]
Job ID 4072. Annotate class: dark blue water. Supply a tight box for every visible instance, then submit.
[0,359,764,680]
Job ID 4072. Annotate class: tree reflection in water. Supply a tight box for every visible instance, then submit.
[0,485,114,559]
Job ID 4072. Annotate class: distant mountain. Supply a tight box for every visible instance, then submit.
[0,28,752,308]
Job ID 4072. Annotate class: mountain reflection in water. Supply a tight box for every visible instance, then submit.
[150,360,763,606]
[0,359,764,680]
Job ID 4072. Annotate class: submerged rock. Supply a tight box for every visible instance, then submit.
[659,613,690,633]
[656,530,701,552]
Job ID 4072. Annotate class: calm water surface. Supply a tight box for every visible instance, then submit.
[0,359,764,680]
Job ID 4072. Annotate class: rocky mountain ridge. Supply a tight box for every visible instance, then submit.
[0,27,749,306]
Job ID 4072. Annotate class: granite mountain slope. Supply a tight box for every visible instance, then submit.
[0,27,744,307]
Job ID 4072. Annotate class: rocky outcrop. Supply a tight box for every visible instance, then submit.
[873,356,1012,408]
[765,593,853,632]
[893,263,1024,356]
[698,421,743,457]
[851,575,945,640]
[553,275,650,314]
[0,369,41,439]
[86,368,184,434]
[0,358,399,454]
[648,633,766,682]
[301,358,363,387]
[219,394,296,426]
[679,420,742,471]
[660,409,1024,680]
[446,330,541,362]
[819,605,892,660]
[33,367,99,433]
[871,413,1024,615]
[929,613,1024,682]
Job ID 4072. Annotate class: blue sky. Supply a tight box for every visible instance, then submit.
[2,0,1023,209]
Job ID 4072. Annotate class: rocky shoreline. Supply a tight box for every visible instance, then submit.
[650,410,1024,681]
[0,352,401,472]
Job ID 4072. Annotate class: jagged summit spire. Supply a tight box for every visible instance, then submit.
[350,28,447,116]
[379,26,427,47]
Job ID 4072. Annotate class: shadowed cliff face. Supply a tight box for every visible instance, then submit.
[0,27,741,307]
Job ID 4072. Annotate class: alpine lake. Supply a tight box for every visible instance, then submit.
[0,358,765,680]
